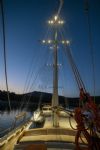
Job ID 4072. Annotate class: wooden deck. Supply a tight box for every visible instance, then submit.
[43,116,77,129]
[0,115,88,150]
[13,116,87,150]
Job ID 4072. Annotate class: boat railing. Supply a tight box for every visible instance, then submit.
[12,112,27,129]
[0,117,31,147]
[0,112,27,138]
[0,127,11,137]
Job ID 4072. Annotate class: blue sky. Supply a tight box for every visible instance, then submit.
[0,0,100,97]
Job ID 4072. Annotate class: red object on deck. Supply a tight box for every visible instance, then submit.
[74,107,92,150]
[79,88,100,132]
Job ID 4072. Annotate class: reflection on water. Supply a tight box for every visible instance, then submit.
[0,110,32,137]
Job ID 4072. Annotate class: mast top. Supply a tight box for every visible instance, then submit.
[57,0,64,17]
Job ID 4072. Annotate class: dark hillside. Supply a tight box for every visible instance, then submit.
[0,90,100,111]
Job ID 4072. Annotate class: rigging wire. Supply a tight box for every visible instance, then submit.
[24,52,52,110]
[0,0,11,111]
[21,26,51,93]
[58,28,81,90]
[84,0,96,100]
[37,54,53,109]
[20,23,56,110]
[65,46,86,92]
[22,54,38,95]
[58,27,86,93]
[60,47,69,108]
[24,24,58,110]
[20,0,64,110]
[20,59,47,110]
[22,44,53,110]
[19,26,53,110]
[57,0,64,17]
[19,48,45,110]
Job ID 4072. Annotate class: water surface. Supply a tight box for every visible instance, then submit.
[0,109,32,137]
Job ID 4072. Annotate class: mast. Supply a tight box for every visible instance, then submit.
[52,0,64,127]
[52,30,58,107]
[42,0,65,127]
[52,24,59,127]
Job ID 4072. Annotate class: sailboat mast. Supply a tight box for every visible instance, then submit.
[52,29,59,127]
[42,0,64,127]
[51,0,64,127]
[52,31,58,107]
[52,0,64,107]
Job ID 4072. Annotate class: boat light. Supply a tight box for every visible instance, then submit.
[61,20,64,24]
[66,40,70,44]
[58,20,64,24]
[48,20,54,24]
[42,40,46,43]
[62,40,65,44]
[54,15,58,21]
[48,40,51,43]
[50,20,54,24]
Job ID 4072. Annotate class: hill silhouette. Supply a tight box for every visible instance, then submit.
[0,90,100,111]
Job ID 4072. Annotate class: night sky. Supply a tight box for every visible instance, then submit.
[0,0,100,97]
